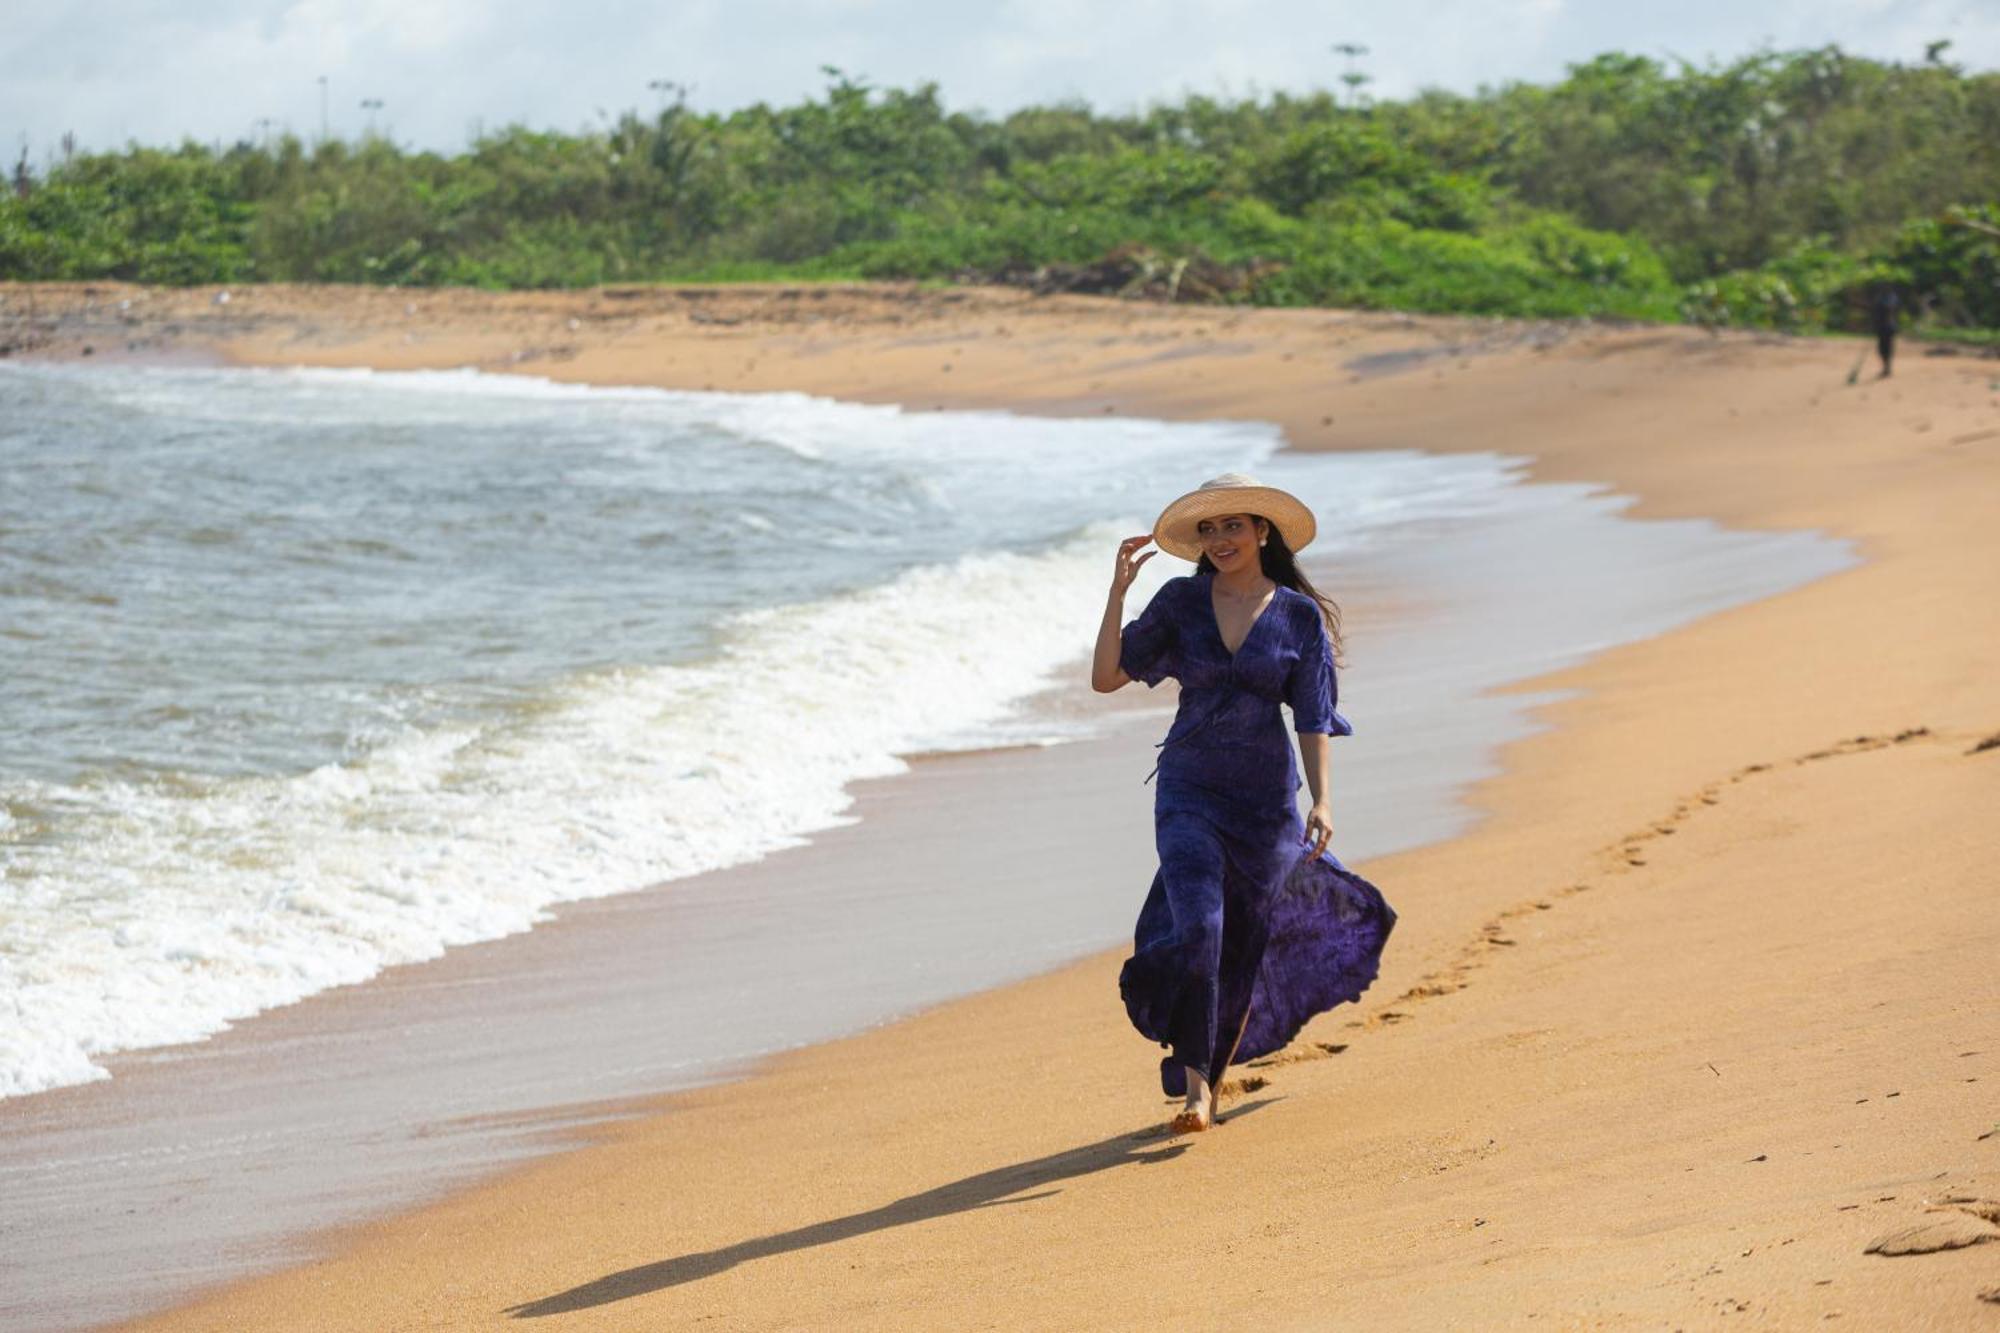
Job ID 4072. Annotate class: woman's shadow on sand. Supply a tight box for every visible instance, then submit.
[504,1099,1277,1318]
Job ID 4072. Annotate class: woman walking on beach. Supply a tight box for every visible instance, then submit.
[1093,474,1396,1134]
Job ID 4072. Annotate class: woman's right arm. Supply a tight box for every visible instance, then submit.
[1091,534,1156,693]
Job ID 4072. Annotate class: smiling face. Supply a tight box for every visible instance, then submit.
[1195,512,1267,575]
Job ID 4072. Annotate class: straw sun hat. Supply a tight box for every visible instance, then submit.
[1151,473,1317,562]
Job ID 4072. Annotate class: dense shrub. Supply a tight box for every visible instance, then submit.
[1679,242,1876,330]
[1253,219,1678,320]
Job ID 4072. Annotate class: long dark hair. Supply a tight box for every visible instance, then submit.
[1195,515,1345,664]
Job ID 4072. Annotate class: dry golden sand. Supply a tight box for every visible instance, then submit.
[9,283,1999,1328]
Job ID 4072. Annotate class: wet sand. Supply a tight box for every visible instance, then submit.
[5,283,1999,1328]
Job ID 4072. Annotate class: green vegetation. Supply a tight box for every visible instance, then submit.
[5,48,1999,336]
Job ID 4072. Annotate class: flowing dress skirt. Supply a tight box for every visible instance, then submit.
[1118,778,1397,1097]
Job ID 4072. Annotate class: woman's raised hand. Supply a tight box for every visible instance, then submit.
[1111,534,1156,595]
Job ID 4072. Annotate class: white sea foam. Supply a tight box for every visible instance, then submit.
[0,530,1123,1096]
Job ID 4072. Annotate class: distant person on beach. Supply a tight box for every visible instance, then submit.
[1092,474,1396,1134]
[1870,285,1900,379]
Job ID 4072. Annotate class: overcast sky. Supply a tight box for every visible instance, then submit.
[5,0,1998,161]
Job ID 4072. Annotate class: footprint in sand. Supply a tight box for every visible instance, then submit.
[1248,1041,1347,1069]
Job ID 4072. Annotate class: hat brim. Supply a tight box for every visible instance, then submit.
[1152,485,1317,562]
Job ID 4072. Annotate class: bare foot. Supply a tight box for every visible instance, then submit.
[1171,1066,1215,1133]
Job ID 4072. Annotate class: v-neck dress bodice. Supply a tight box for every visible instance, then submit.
[1113,571,1394,1098]
[1120,572,1353,803]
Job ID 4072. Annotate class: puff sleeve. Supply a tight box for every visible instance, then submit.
[1118,580,1179,688]
[1285,607,1352,736]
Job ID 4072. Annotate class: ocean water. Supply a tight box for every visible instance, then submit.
[0,362,1577,1101]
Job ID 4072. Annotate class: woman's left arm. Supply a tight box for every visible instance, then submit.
[1300,732,1333,858]
[1286,608,1339,860]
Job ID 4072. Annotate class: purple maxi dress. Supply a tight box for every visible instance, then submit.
[1116,572,1397,1098]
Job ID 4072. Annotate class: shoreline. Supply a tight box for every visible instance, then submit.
[5,284,1997,1328]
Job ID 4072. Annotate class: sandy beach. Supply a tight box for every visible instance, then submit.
[6,281,2000,1328]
